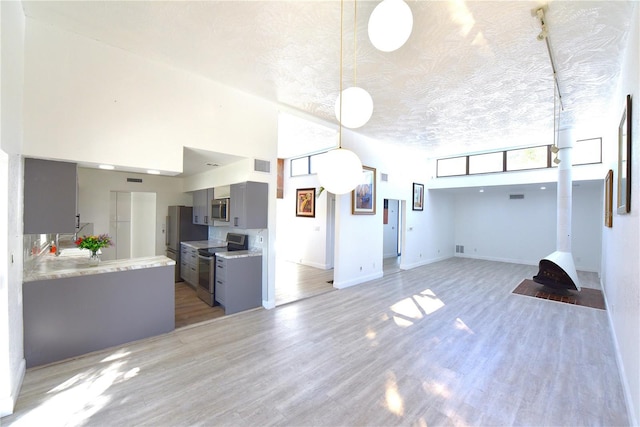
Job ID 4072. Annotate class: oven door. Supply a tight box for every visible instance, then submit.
[197,254,216,306]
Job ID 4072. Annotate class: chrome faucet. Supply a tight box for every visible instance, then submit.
[74,222,90,240]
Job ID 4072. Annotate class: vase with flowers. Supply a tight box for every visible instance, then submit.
[75,234,112,266]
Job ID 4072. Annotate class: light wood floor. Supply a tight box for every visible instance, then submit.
[275,260,334,306]
[175,282,224,328]
[3,258,628,426]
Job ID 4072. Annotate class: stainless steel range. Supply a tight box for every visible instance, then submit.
[196,233,248,306]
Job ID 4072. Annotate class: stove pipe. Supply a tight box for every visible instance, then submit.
[533,128,581,291]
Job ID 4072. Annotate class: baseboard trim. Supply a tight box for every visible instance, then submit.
[334,271,383,289]
[400,255,449,270]
[0,357,25,417]
[601,278,638,427]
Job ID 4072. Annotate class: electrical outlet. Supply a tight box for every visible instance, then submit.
[259,236,263,243]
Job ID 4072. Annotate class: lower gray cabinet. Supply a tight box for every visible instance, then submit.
[215,254,262,315]
[180,243,198,287]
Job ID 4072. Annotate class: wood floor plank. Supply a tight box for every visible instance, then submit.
[2,258,628,426]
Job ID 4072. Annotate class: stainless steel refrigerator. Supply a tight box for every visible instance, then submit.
[166,206,208,282]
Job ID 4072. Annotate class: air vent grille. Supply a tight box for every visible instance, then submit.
[455,245,464,254]
[254,159,271,173]
[381,173,389,182]
[509,194,525,200]
[127,178,143,183]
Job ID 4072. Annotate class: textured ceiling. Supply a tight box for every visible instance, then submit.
[22,0,635,166]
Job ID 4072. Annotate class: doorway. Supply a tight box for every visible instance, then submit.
[383,199,402,275]
[274,190,335,306]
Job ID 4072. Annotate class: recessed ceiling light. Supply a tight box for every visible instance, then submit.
[98,164,115,170]
[147,170,160,175]
[479,189,484,193]
[540,186,546,190]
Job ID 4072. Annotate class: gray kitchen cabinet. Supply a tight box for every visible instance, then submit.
[215,254,262,315]
[229,181,267,229]
[24,158,78,234]
[180,243,198,287]
[192,188,214,225]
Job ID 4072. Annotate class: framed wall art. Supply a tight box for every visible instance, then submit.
[605,169,613,228]
[617,94,632,214]
[296,188,316,217]
[412,183,424,211]
[352,166,376,215]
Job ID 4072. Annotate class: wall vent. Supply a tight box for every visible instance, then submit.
[509,194,525,200]
[127,178,143,183]
[254,159,271,173]
[381,173,389,182]
[455,245,464,253]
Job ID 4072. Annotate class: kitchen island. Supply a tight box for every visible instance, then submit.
[23,253,175,368]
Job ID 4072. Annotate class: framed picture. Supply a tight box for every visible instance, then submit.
[352,166,376,215]
[617,94,632,214]
[295,188,316,217]
[605,169,613,228]
[412,183,424,211]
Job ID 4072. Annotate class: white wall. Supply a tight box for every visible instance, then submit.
[332,130,454,288]
[451,182,602,272]
[77,168,193,258]
[601,4,640,424]
[23,18,277,174]
[0,0,26,416]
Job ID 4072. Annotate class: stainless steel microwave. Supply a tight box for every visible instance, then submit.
[211,198,229,221]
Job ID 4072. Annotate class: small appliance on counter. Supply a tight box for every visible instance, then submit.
[166,206,208,282]
[197,232,248,306]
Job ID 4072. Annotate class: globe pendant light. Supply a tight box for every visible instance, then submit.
[368,0,413,52]
[317,0,365,195]
[316,148,363,195]
[334,87,374,129]
[334,0,373,129]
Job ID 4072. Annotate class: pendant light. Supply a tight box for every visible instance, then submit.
[318,0,364,195]
[334,0,373,129]
[368,0,413,52]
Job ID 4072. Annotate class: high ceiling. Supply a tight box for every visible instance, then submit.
[21,0,635,164]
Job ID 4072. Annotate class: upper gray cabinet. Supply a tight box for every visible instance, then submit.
[24,158,78,234]
[230,181,267,229]
[192,188,214,225]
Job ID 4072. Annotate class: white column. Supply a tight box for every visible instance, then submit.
[556,128,574,253]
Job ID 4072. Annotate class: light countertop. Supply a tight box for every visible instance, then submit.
[24,253,175,282]
[180,240,227,249]
[215,250,262,259]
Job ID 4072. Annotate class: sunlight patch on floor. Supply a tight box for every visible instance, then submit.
[14,358,139,427]
[390,289,445,327]
[454,317,475,334]
[384,373,405,417]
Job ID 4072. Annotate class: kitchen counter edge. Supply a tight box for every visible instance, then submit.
[215,250,262,260]
[24,255,175,282]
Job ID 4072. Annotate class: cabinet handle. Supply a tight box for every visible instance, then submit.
[234,217,238,227]
[204,216,208,224]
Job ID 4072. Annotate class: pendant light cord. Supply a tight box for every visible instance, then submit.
[338,0,344,149]
[353,0,357,87]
